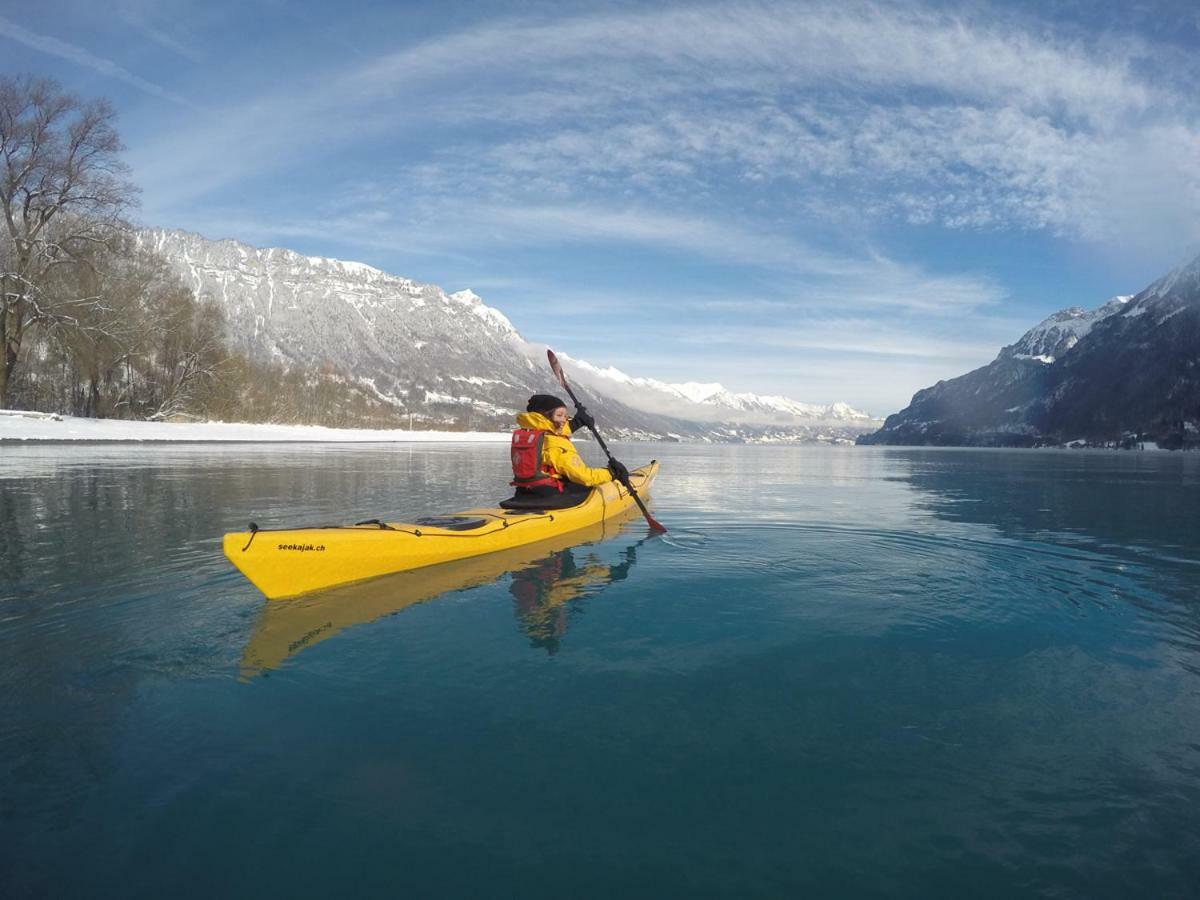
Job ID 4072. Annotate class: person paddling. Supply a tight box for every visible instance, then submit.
[504,394,629,509]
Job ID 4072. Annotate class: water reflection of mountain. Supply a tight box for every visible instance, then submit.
[240,509,642,676]
[887,449,1200,557]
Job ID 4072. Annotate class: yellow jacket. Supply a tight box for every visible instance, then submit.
[515,411,613,488]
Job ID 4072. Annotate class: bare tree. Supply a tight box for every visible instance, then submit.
[144,294,228,421]
[0,75,137,406]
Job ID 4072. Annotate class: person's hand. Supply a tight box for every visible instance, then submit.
[608,459,630,482]
[570,406,595,431]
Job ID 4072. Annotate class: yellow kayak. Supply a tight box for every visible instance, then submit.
[223,461,659,599]
[239,506,643,676]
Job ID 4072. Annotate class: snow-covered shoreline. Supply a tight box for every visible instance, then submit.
[0,411,510,443]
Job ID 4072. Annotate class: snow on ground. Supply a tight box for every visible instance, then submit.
[0,411,510,443]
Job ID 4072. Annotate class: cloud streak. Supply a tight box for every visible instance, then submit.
[116,0,206,64]
[0,16,192,106]
[352,2,1155,123]
[192,198,1006,315]
[130,0,1199,253]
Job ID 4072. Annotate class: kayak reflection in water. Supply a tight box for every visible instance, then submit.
[239,510,647,677]
[511,542,639,654]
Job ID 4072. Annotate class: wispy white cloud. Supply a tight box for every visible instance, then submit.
[182,197,1006,318]
[116,0,206,64]
[671,321,1005,362]
[0,16,192,106]
[422,95,1197,245]
[129,0,1200,255]
[483,204,853,275]
[351,2,1154,123]
[453,204,1007,313]
[163,211,479,265]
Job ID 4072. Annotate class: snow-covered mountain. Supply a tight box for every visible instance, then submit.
[137,229,878,441]
[560,358,874,426]
[859,253,1200,447]
[1000,296,1131,364]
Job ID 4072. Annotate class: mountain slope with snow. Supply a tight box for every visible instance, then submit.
[859,254,1200,447]
[559,357,874,426]
[139,229,877,441]
[1001,296,1131,364]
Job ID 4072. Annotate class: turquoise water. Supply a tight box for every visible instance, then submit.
[2,443,1199,897]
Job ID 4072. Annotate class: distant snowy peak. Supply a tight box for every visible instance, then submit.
[561,356,874,425]
[1002,295,1131,364]
[447,289,519,337]
[676,385,868,420]
[657,383,872,422]
[827,401,873,421]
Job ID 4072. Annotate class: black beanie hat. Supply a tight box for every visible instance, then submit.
[527,394,567,415]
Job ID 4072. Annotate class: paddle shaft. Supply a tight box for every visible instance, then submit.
[547,350,665,533]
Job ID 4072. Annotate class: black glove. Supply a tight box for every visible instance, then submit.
[608,459,630,482]
[570,406,595,431]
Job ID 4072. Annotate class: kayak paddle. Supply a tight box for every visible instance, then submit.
[547,349,666,534]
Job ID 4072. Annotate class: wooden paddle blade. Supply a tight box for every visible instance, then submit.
[634,494,667,533]
[547,349,568,390]
[620,475,667,533]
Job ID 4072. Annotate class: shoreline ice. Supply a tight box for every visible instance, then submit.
[0,411,510,444]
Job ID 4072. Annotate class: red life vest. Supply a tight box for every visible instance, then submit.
[510,428,564,491]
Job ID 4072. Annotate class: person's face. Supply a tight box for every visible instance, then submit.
[550,406,568,428]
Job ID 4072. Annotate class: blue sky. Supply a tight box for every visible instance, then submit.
[2,0,1198,415]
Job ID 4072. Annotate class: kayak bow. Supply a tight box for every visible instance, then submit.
[223,460,659,599]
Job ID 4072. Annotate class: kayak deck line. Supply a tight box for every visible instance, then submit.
[237,510,560,552]
[223,460,659,600]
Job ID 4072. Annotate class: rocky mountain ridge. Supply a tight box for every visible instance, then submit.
[138,229,879,442]
[859,253,1200,448]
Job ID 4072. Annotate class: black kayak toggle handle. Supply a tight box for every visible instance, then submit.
[241,522,260,552]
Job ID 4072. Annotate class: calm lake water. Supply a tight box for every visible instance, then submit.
[2,443,1199,898]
